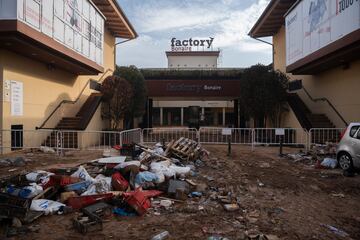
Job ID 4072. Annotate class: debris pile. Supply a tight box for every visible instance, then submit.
[0,138,209,237]
[285,142,339,170]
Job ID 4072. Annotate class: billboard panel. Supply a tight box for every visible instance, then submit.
[15,0,104,66]
[286,0,360,66]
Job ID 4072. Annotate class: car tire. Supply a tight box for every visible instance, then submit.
[338,152,354,171]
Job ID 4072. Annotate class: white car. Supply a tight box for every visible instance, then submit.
[336,123,360,172]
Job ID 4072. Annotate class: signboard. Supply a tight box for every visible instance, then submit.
[275,128,285,136]
[171,37,214,51]
[11,81,23,116]
[222,128,232,136]
[285,0,360,66]
[15,0,104,66]
[166,83,222,93]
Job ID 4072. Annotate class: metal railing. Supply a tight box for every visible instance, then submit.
[0,129,57,152]
[142,128,198,144]
[199,127,253,145]
[37,68,113,130]
[0,127,346,154]
[308,128,345,149]
[253,128,308,147]
[120,128,142,146]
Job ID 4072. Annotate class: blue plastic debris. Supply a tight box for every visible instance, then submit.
[64,180,92,193]
[113,208,137,217]
[189,192,202,197]
[135,171,158,186]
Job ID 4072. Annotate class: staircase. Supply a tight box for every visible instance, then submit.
[43,93,103,148]
[287,93,340,144]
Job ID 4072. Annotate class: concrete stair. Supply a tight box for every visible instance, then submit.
[43,93,102,148]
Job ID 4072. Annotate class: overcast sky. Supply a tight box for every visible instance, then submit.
[115,0,272,68]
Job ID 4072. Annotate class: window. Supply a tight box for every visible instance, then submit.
[357,129,360,140]
[350,126,360,138]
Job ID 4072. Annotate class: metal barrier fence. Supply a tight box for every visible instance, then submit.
[308,128,345,149]
[0,127,346,154]
[199,127,253,145]
[120,128,142,146]
[253,128,308,147]
[142,128,198,144]
[0,129,58,152]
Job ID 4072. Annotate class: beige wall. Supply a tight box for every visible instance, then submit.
[168,55,218,68]
[274,26,360,128]
[0,28,115,132]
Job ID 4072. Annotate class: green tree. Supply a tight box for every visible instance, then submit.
[101,75,133,130]
[114,66,147,128]
[239,64,289,127]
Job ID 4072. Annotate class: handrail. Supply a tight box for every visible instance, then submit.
[36,68,114,130]
[302,87,348,127]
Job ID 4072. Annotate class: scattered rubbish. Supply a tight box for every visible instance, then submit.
[189,192,202,198]
[168,179,189,195]
[0,138,210,236]
[73,213,103,234]
[30,199,65,215]
[113,208,137,217]
[134,171,158,188]
[320,158,338,169]
[159,199,173,208]
[39,146,56,153]
[67,193,114,210]
[330,193,345,198]
[0,157,26,167]
[151,230,170,240]
[71,166,95,183]
[321,224,349,237]
[208,237,230,240]
[223,203,239,212]
[111,172,129,191]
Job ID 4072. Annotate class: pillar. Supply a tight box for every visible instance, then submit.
[233,99,239,128]
[145,98,153,128]
[222,107,226,126]
[160,107,163,126]
[181,107,184,126]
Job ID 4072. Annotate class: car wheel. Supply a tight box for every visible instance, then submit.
[338,152,354,171]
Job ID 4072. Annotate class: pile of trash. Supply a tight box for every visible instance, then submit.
[285,142,338,169]
[0,138,209,237]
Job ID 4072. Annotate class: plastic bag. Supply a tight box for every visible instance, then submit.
[30,199,65,215]
[114,161,141,170]
[71,166,95,182]
[22,183,43,198]
[150,161,176,178]
[169,165,191,176]
[81,175,112,196]
[135,171,159,187]
[26,170,54,185]
[321,158,338,169]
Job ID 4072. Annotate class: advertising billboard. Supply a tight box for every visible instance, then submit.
[16,0,104,66]
[285,0,360,66]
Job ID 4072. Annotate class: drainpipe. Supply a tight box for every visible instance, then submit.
[250,37,274,70]
[114,38,133,69]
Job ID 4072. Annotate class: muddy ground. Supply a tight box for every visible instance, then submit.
[0,145,359,240]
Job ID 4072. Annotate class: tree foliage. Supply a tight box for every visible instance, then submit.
[239,64,289,127]
[114,66,147,118]
[101,75,133,130]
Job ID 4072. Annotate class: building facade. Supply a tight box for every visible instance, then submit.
[141,49,246,128]
[0,0,136,151]
[249,0,360,130]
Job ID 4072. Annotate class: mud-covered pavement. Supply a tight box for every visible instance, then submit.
[1,145,359,240]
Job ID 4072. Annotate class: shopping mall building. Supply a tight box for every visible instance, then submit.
[140,47,246,129]
[0,0,136,150]
[249,0,360,130]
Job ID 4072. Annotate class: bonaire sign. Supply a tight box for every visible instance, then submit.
[171,37,214,51]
